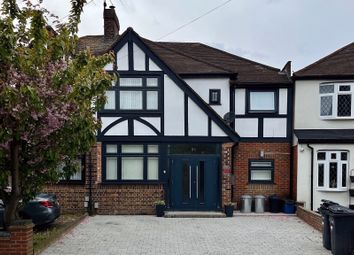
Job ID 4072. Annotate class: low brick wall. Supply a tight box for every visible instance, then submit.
[0,220,34,255]
[296,206,322,232]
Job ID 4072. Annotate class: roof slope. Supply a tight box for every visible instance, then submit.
[294,42,354,78]
[78,29,291,84]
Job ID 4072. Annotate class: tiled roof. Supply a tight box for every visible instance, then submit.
[294,42,354,78]
[77,29,291,84]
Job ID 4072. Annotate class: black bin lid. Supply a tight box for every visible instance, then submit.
[328,205,354,217]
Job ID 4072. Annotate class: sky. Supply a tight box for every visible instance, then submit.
[21,1,354,71]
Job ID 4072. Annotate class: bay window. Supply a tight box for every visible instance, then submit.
[317,151,348,191]
[320,83,354,118]
[103,76,161,111]
[103,144,160,182]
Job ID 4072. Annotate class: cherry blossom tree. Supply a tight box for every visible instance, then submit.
[0,0,114,227]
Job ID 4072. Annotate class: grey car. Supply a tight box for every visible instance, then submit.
[20,193,61,226]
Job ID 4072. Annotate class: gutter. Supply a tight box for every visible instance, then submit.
[306,144,314,211]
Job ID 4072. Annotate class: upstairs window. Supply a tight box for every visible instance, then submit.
[209,89,221,105]
[103,76,161,111]
[248,91,276,113]
[317,151,348,191]
[320,83,353,118]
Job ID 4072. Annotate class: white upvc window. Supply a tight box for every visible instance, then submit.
[316,151,348,191]
[320,83,354,119]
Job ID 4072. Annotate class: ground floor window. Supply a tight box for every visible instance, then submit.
[317,150,348,191]
[58,157,84,183]
[103,144,160,182]
[249,159,274,183]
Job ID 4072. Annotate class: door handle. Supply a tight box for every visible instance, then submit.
[196,165,199,199]
[189,165,192,199]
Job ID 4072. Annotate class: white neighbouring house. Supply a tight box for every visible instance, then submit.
[293,42,354,211]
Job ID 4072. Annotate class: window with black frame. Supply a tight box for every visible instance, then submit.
[58,157,84,183]
[103,76,161,111]
[249,159,274,183]
[209,89,221,105]
[248,90,276,113]
[103,144,159,182]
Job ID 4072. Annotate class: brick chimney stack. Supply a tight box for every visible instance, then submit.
[104,4,120,40]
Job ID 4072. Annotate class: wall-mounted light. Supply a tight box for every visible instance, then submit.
[260,150,265,158]
[300,146,305,152]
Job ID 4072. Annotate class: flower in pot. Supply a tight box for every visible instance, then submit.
[224,202,236,217]
[154,200,166,217]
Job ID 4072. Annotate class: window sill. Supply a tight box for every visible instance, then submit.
[317,188,348,192]
[209,102,221,106]
[320,117,354,120]
[248,181,275,185]
[100,181,165,185]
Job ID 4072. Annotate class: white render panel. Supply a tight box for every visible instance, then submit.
[235,89,246,115]
[297,143,354,210]
[211,121,227,136]
[105,120,128,136]
[278,88,288,114]
[149,58,161,71]
[234,118,258,137]
[101,117,120,131]
[104,63,113,71]
[140,117,161,132]
[116,43,129,71]
[295,80,354,129]
[188,98,208,136]
[183,78,229,117]
[263,118,287,137]
[164,75,184,135]
[133,43,145,71]
[134,120,157,136]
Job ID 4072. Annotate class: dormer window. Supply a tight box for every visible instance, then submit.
[209,89,221,105]
[103,75,161,111]
[320,83,353,118]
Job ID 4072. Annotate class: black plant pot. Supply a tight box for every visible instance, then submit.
[350,176,354,182]
[224,205,234,217]
[155,205,165,217]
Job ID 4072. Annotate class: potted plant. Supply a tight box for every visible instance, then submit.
[224,202,235,217]
[154,200,166,217]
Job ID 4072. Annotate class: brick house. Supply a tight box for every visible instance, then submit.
[45,5,293,214]
[293,42,354,211]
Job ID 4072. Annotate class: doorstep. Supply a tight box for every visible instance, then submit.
[164,211,226,218]
[234,211,296,216]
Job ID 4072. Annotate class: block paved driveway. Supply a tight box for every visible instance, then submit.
[42,215,330,255]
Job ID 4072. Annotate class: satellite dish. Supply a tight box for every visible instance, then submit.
[223,112,236,125]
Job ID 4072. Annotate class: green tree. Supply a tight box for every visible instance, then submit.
[0,0,114,227]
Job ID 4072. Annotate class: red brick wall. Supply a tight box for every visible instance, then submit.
[44,184,87,214]
[44,142,164,215]
[0,221,33,255]
[297,206,322,232]
[233,142,291,209]
[221,143,235,206]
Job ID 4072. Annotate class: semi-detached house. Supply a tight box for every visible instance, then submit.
[294,42,354,211]
[45,6,293,214]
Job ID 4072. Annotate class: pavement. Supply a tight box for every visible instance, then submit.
[42,215,330,255]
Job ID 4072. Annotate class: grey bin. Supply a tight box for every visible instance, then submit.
[241,195,252,213]
[254,195,266,213]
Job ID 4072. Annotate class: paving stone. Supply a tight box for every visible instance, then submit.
[42,215,330,255]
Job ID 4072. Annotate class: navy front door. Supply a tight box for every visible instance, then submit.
[170,156,219,210]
